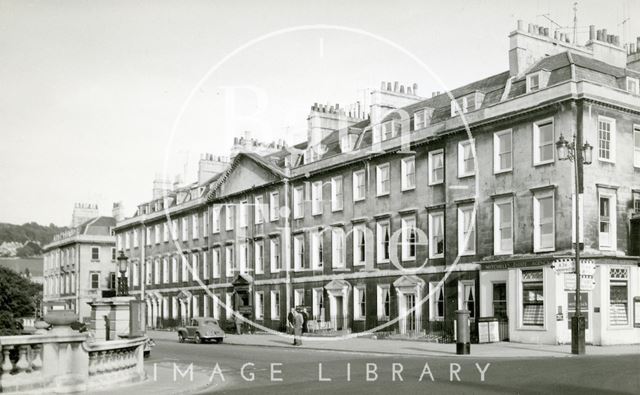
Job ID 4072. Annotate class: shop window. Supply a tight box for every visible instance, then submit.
[522,269,544,326]
[610,268,629,325]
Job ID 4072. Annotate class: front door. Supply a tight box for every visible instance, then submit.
[334,296,343,330]
[404,294,416,334]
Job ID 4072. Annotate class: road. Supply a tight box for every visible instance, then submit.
[147,337,640,394]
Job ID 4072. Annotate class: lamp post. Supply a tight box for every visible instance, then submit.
[556,133,593,355]
[117,250,129,296]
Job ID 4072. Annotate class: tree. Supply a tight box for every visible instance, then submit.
[0,267,42,335]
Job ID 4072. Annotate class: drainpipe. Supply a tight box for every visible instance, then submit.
[76,245,80,317]
[283,175,292,316]
[140,223,146,334]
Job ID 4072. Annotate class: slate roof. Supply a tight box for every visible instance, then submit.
[76,216,116,236]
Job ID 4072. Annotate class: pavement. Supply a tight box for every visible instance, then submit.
[146,329,640,359]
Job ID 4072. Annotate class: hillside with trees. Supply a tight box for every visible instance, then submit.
[0,222,67,257]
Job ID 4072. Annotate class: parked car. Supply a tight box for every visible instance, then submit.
[177,317,225,344]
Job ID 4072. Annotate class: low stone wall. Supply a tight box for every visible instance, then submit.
[0,329,147,393]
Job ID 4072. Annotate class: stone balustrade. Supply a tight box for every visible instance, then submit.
[0,331,147,393]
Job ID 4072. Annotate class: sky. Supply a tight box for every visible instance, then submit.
[1,0,639,226]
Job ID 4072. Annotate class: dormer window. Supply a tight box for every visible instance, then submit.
[526,72,541,92]
[382,120,401,141]
[450,97,468,117]
[626,77,639,95]
[340,134,358,153]
[414,109,429,130]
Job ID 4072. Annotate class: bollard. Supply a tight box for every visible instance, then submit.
[455,310,470,355]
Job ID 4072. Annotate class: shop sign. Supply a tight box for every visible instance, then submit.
[564,273,595,291]
[553,259,595,275]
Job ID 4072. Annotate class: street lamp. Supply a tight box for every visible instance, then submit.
[117,250,129,296]
[556,133,593,355]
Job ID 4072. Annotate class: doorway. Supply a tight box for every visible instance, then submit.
[403,294,416,334]
[334,296,343,330]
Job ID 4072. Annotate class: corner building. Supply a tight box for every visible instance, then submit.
[114,21,640,345]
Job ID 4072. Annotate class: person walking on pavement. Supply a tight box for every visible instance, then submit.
[293,309,304,346]
[234,313,242,335]
[287,308,295,336]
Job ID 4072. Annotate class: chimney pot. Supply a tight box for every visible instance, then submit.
[517,19,524,31]
[393,81,399,92]
[589,25,595,41]
[381,81,386,90]
[528,23,534,34]
[387,82,392,91]
[413,83,418,94]
[543,27,549,36]
[399,85,405,94]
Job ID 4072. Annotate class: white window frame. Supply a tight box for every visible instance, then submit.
[533,118,555,166]
[376,284,391,321]
[254,195,264,225]
[239,200,248,228]
[155,224,161,244]
[310,230,323,270]
[311,181,323,215]
[238,242,247,274]
[493,197,514,255]
[181,217,188,241]
[401,217,417,261]
[270,191,280,221]
[428,149,444,185]
[270,237,281,273]
[429,282,445,321]
[598,190,617,251]
[533,191,555,252]
[457,204,476,256]
[192,253,199,281]
[331,228,345,268]
[212,206,221,233]
[428,211,445,259]
[352,225,366,266]
[331,176,343,211]
[171,220,178,240]
[202,250,208,279]
[255,292,264,320]
[376,221,390,263]
[162,258,169,284]
[526,72,541,92]
[493,129,513,174]
[352,170,366,202]
[381,120,400,141]
[376,163,390,196]
[312,288,324,321]
[521,269,545,327]
[163,222,169,242]
[270,290,280,320]
[458,280,476,319]
[254,241,264,274]
[133,229,139,248]
[458,139,475,178]
[192,214,199,239]
[293,186,304,219]
[171,257,178,283]
[353,286,366,320]
[212,248,220,279]
[609,268,629,326]
[293,234,305,271]
[225,246,234,277]
[597,116,616,163]
[414,109,428,130]
[294,289,304,307]
[401,156,416,191]
[225,205,234,231]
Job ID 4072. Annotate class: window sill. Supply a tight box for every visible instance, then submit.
[331,208,343,213]
[428,180,444,186]
[533,160,554,167]
[312,212,322,217]
[353,198,365,203]
[598,158,616,164]
[430,318,444,322]
[534,248,555,253]
[517,326,546,331]
[401,187,416,192]
[378,317,390,322]
[429,254,445,260]
[494,168,512,175]
[376,193,390,198]
[458,252,476,257]
[354,317,365,321]
[457,173,475,179]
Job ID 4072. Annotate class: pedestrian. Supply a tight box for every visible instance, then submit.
[287,308,295,337]
[301,308,309,334]
[234,313,242,335]
[293,309,304,346]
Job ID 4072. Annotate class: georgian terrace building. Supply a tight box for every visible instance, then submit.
[114,20,640,345]
[43,211,117,322]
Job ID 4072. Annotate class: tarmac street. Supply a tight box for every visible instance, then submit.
[135,332,640,394]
